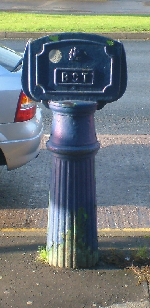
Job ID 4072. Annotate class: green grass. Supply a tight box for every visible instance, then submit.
[37,246,48,263]
[0,13,150,32]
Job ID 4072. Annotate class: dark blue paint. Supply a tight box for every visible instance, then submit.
[22,32,127,110]
[47,101,99,267]
[21,33,127,268]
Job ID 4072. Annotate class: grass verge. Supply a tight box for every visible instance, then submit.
[0,13,150,32]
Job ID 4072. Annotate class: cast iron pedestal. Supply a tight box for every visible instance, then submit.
[47,101,100,268]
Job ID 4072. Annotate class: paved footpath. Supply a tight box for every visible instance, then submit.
[1,231,150,308]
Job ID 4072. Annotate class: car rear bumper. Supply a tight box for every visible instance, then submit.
[0,107,43,170]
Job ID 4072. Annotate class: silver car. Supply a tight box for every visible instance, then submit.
[0,45,43,170]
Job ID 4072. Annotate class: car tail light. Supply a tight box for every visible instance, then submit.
[15,90,36,122]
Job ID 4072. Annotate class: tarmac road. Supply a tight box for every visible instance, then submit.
[0,0,150,15]
[1,39,150,232]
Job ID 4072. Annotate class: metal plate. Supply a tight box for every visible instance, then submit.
[22,33,127,108]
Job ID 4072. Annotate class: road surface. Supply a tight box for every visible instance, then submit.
[0,0,150,15]
[0,39,150,231]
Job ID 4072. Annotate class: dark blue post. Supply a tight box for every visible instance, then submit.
[46,100,100,268]
[21,32,127,268]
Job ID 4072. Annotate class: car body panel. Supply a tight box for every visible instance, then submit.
[0,66,22,124]
[0,107,42,141]
[0,45,43,170]
[0,89,21,124]
[0,107,43,170]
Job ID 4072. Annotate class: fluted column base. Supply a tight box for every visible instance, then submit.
[47,101,100,268]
